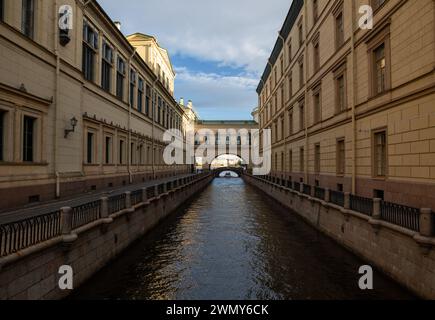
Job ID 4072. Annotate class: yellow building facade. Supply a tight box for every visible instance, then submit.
[0,0,192,210]
[257,0,435,209]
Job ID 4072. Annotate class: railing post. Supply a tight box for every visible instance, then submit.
[325,188,330,202]
[142,187,148,202]
[100,197,108,218]
[419,208,434,237]
[154,184,159,196]
[299,183,303,193]
[311,185,316,197]
[344,192,350,209]
[373,198,381,219]
[60,207,73,235]
[125,191,132,209]
[163,182,167,193]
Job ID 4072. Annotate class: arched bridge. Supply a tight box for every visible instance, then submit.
[212,167,245,177]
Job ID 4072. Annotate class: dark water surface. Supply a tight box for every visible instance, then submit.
[71,178,415,300]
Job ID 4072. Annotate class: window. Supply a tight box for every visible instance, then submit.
[23,116,35,162]
[288,73,293,98]
[116,57,126,99]
[137,78,144,113]
[313,88,321,124]
[138,144,143,165]
[314,144,321,174]
[280,56,284,77]
[281,152,284,172]
[157,97,162,124]
[130,142,135,165]
[82,22,98,81]
[22,0,35,38]
[0,111,4,161]
[129,69,136,107]
[101,42,113,92]
[336,74,346,113]
[288,110,293,135]
[298,21,303,47]
[86,131,94,164]
[119,140,125,164]
[145,85,150,116]
[373,130,387,177]
[289,150,293,173]
[313,41,320,72]
[335,12,344,48]
[372,0,386,11]
[1,0,4,22]
[288,41,292,63]
[300,147,305,172]
[337,139,345,175]
[280,117,284,140]
[374,43,386,95]
[313,0,318,22]
[105,136,112,164]
[299,59,304,87]
[299,102,305,131]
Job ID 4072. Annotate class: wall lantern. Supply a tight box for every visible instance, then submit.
[64,117,78,138]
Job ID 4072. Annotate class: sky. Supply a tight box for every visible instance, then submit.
[99,0,292,120]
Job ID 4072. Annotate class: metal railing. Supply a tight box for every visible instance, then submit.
[131,190,143,206]
[330,190,345,207]
[314,187,325,200]
[108,193,126,214]
[71,200,101,229]
[380,201,420,232]
[303,184,311,195]
[0,174,207,258]
[350,195,373,216]
[293,182,300,192]
[0,210,61,257]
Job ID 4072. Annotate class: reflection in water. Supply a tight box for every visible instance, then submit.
[71,178,415,300]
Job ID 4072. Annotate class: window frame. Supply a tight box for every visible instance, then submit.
[372,128,388,178]
[101,40,114,93]
[21,0,35,39]
[336,138,346,176]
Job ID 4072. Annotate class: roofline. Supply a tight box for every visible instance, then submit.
[256,0,304,94]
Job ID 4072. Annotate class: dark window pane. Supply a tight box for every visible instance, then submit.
[0,111,4,161]
[87,132,93,164]
[23,116,35,162]
[22,0,34,38]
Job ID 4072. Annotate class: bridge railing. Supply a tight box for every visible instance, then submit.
[0,173,211,257]
[249,174,434,236]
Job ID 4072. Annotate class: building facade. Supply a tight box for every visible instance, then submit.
[257,0,435,209]
[0,0,191,210]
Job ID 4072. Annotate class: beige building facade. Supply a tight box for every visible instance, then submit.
[0,0,192,210]
[257,0,435,209]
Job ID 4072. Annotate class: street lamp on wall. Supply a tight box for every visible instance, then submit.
[64,117,78,138]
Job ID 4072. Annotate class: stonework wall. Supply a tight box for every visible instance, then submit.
[244,175,435,299]
[0,174,213,300]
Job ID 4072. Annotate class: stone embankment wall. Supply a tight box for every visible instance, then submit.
[0,174,213,300]
[243,174,435,299]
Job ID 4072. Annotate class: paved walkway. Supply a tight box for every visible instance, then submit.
[0,173,195,224]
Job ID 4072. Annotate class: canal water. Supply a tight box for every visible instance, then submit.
[71,178,414,300]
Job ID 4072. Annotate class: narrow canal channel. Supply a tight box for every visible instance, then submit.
[71,178,415,300]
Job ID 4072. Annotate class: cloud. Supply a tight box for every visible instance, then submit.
[97,0,292,119]
[98,0,291,74]
[174,67,257,120]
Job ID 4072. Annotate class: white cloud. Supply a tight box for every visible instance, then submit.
[97,0,292,119]
[174,67,257,120]
[98,0,291,74]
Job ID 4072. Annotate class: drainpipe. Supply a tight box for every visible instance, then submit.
[127,48,137,184]
[303,1,309,184]
[351,0,357,194]
[54,0,61,198]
